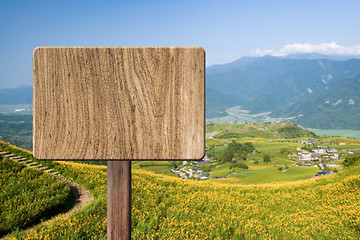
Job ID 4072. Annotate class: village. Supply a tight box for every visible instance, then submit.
[296,140,339,162]
[171,155,215,180]
[292,139,360,176]
[171,137,360,180]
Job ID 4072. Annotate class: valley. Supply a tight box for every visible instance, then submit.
[207,105,292,124]
[0,105,33,150]
[135,123,360,185]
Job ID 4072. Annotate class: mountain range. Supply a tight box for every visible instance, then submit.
[206,54,360,130]
[1,54,360,130]
[0,86,32,105]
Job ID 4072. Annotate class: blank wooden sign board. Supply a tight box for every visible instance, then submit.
[33,47,205,239]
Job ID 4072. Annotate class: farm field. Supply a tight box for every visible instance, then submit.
[213,166,320,184]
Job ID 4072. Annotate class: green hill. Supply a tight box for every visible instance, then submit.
[207,122,317,139]
[0,142,73,237]
[274,74,360,129]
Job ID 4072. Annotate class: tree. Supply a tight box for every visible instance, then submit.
[202,165,212,173]
[220,150,234,163]
[218,141,256,163]
[343,153,360,167]
[263,154,271,164]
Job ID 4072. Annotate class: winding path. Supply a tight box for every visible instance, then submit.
[0,152,94,239]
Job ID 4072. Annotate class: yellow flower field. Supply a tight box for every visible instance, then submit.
[5,157,359,239]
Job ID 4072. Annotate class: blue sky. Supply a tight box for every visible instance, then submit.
[1,0,360,88]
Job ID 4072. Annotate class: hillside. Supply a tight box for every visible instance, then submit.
[206,88,244,118]
[206,122,317,139]
[273,74,360,129]
[0,142,73,237]
[3,144,360,239]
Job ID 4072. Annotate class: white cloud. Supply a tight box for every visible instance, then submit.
[254,42,360,57]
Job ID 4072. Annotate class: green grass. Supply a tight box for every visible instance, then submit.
[206,145,227,155]
[132,161,176,175]
[6,160,108,239]
[0,156,73,236]
[209,163,233,177]
[205,138,227,148]
[221,166,320,184]
[252,140,300,151]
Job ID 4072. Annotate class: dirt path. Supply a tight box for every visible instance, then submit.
[23,176,94,234]
[0,153,94,239]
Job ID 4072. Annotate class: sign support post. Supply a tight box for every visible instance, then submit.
[107,161,131,240]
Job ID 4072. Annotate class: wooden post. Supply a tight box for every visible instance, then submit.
[107,161,131,240]
[33,47,205,240]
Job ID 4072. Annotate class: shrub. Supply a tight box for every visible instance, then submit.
[263,154,271,163]
[343,153,360,167]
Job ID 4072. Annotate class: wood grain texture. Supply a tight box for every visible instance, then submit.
[33,47,205,160]
[107,161,131,240]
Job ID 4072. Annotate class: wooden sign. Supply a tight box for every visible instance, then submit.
[34,47,205,240]
[33,47,205,160]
